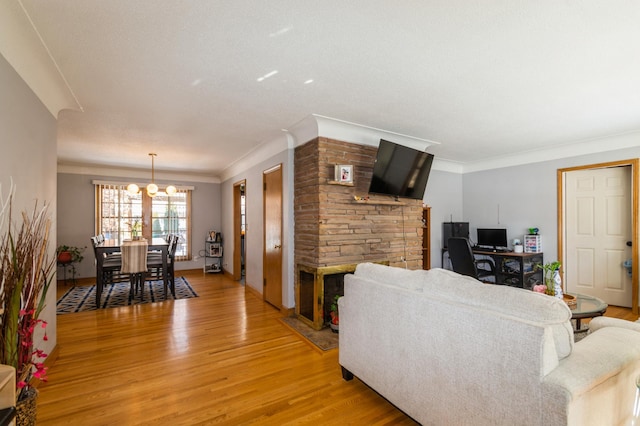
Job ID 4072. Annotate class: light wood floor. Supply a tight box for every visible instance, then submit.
[39,271,636,425]
[39,270,418,425]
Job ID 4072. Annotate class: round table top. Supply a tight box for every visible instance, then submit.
[567,293,608,319]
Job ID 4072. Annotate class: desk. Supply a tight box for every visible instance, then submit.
[443,248,544,289]
[473,249,544,289]
[95,238,169,308]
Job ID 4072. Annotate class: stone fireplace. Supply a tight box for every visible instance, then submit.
[293,137,423,329]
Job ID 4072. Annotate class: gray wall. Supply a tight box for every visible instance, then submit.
[462,145,640,266]
[220,148,295,309]
[0,54,58,355]
[424,169,464,267]
[57,173,221,279]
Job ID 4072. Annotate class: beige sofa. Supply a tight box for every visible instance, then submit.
[0,364,15,425]
[339,263,640,425]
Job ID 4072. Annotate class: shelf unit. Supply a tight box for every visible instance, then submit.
[524,235,542,253]
[204,238,223,273]
[493,252,544,289]
[327,180,354,187]
[422,206,431,270]
[352,199,406,206]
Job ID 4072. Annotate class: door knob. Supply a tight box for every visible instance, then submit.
[627,241,633,247]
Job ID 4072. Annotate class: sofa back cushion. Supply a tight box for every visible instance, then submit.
[354,263,574,359]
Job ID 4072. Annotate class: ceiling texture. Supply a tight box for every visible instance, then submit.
[10,1,640,178]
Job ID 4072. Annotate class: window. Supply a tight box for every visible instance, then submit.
[96,183,191,261]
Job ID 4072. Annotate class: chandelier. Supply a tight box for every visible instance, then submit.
[126,153,177,197]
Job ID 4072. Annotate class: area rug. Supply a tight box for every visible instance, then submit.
[56,277,198,314]
[279,316,338,351]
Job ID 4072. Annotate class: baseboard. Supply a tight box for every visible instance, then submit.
[281,307,295,316]
[244,283,262,300]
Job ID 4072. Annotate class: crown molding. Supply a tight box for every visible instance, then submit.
[287,114,440,152]
[58,162,220,184]
[460,130,640,173]
[219,132,293,182]
[0,0,81,118]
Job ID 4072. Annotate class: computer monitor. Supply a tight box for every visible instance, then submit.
[476,228,508,251]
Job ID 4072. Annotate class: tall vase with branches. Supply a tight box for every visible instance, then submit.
[0,183,55,403]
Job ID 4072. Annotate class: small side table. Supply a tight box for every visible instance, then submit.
[57,259,73,285]
[569,293,608,333]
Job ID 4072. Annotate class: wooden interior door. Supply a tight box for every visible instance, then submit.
[565,166,632,306]
[263,164,283,309]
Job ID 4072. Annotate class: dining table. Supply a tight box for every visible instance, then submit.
[94,238,170,308]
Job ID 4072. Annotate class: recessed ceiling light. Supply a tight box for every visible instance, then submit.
[257,70,279,82]
[269,27,292,37]
[304,79,314,85]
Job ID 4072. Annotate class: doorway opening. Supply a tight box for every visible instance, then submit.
[558,159,639,314]
[233,180,246,284]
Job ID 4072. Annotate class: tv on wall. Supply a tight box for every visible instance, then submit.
[368,139,434,200]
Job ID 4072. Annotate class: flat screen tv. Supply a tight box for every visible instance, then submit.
[476,228,508,251]
[368,139,434,200]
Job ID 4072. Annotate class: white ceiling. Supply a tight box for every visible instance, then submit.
[12,1,640,178]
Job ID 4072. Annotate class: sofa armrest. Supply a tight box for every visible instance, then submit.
[542,326,640,425]
[588,316,640,334]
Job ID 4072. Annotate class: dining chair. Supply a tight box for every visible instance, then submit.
[120,240,149,302]
[91,236,122,292]
[146,234,178,298]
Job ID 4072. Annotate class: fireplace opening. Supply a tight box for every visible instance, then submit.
[298,270,315,323]
[323,273,346,324]
[296,262,386,330]
[296,264,358,330]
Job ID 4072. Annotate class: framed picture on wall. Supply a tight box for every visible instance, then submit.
[208,242,222,257]
[335,165,353,183]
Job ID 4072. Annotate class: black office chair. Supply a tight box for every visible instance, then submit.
[447,237,496,282]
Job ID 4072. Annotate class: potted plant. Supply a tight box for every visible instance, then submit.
[128,219,142,240]
[536,261,562,297]
[0,189,55,423]
[329,295,340,333]
[56,244,85,283]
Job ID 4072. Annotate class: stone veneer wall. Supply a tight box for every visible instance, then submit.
[294,137,424,269]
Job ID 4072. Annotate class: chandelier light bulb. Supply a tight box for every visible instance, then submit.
[127,183,140,195]
[165,185,177,196]
[147,183,158,197]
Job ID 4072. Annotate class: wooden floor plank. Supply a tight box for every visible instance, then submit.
[41,271,420,425]
[39,271,635,425]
